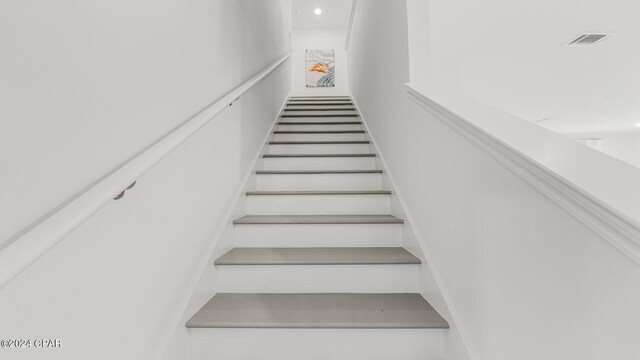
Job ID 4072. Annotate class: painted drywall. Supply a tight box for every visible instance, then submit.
[0,0,291,247]
[349,1,640,359]
[566,132,640,168]
[0,0,291,359]
[406,0,432,88]
[415,0,640,133]
[291,29,350,96]
[348,1,469,359]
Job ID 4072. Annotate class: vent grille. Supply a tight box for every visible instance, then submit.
[568,34,610,45]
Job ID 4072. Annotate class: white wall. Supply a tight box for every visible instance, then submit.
[566,132,640,168]
[349,1,640,359]
[291,29,350,96]
[348,1,469,359]
[412,0,640,134]
[406,0,432,89]
[0,1,291,359]
[0,0,290,247]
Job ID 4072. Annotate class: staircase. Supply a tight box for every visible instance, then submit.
[186,96,449,360]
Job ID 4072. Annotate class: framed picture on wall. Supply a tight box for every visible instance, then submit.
[305,49,335,87]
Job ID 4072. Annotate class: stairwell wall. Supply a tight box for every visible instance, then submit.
[348,1,640,359]
[348,1,470,359]
[0,0,291,247]
[0,1,292,359]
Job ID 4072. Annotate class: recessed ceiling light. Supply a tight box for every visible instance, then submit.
[314,8,322,15]
[635,123,640,127]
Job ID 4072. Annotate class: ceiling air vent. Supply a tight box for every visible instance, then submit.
[567,33,610,45]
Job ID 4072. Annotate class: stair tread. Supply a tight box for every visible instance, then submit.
[289,101,352,102]
[290,96,351,98]
[256,169,383,174]
[285,103,354,106]
[186,293,449,329]
[289,99,352,101]
[246,190,391,195]
[233,215,403,225]
[282,114,359,118]
[264,153,375,158]
[274,130,365,134]
[269,140,370,145]
[215,247,421,265]
[278,121,362,125]
[284,108,357,111]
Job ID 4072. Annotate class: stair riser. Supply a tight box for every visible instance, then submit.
[287,100,353,104]
[246,195,390,215]
[256,173,382,191]
[188,329,447,360]
[287,102,353,106]
[262,157,375,170]
[284,105,358,115]
[286,102,354,106]
[286,104,354,107]
[277,117,360,123]
[233,224,402,247]
[280,115,359,120]
[280,114,359,122]
[268,143,371,154]
[277,124,363,131]
[208,264,419,293]
[274,133,365,141]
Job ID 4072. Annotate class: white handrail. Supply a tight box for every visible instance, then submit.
[0,52,292,289]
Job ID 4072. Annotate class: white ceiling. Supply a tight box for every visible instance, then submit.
[428,0,640,134]
[292,0,353,30]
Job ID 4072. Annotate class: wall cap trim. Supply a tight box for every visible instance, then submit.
[406,83,640,266]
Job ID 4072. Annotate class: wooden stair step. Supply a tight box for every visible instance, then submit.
[245,190,391,196]
[256,170,383,174]
[186,293,448,329]
[263,153,375,158]
[233,214,403,225]
[274,130,365,134]
[285,103,354,106]
[269,141,370,145]
[284,108,357,111]
[278,121,362,125]
[282,114,359,118]
[215,247,421,265]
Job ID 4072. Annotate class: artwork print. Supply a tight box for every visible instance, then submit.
[305,49,335,87]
